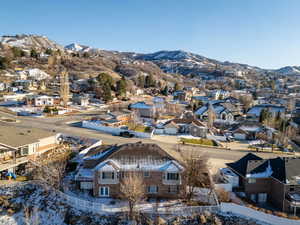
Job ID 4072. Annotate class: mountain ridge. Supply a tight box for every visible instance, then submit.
[0,34,298,76]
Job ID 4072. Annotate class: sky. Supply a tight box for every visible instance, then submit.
[1,0,300,69]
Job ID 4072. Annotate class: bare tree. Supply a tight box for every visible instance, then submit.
[181,152,211,202]
[31,154,68,190]
[207,103,216,129]
[119,172,145,220]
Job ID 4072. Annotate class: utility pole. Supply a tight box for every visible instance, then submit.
[60,69,69,108]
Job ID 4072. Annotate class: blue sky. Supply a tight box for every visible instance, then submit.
[1,0,300,69]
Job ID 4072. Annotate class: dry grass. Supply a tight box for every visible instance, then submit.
[181,138,217,146]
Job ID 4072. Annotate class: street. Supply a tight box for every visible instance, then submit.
[0,110,290,171]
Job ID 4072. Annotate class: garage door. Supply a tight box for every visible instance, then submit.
[80,182,93,190]
[234,133,246,140]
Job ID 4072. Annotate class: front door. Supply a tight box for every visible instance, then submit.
[99,186,109,197]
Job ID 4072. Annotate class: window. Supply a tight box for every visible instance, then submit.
[80,182,93,190]
[99,186,109,197]
[102,172,114,179]
[250,194,256,202]
[248,178,256,184]
[20,146,29,156]
[290,186,295,192]
[144,171,150,177]
[147,186,158,193]
[119,171,125,179]
[258,193,267,203]
[167,173,179,180]
[168,185,179,193]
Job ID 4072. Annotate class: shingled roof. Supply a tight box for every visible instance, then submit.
[165,118,206,127]
[226,153,263,176]
[227,153,300,184]
[83,142,185,169]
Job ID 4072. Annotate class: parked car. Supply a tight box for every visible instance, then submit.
[120,131,134,138]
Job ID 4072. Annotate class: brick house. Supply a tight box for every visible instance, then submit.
[226,153,300,213]
[75,142,186,198]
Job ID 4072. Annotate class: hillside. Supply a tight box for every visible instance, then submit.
[274,66,300,76]
[1,34,298,81]
[0,34,63,51]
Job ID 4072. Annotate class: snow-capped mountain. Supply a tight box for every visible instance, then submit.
[134,50,259,76]
[274,66,300,76]
[0,34,63,50]
[135,50,217,63]
[2,34,299,78]
[65,43,92,52]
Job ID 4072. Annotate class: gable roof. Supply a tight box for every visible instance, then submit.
[226,153,263,176]
[165,118,206,127]
[247,104,285,117]
[227,153,300,184]
[84,142,184,169]
[164,121,180,129]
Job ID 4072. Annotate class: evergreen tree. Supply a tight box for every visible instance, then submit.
[137,75,145,88]
[30,49,39,59]
[116,77,127,97]
[102,83,113,102]
[0,56,9,70]
[97,73,114,88]
[82,52,90,58]
[145,74,155,88]
[12,47,25,58]
[162,86,169,96]
[45,48,53,56]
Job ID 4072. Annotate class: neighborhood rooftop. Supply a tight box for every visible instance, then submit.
[0,125,57,147]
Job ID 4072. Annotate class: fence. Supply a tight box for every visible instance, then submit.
[82,120,154,138]
[149,205,220,216]
[58,189,220,216]
[2,181,299,224]
[221,203,299,225]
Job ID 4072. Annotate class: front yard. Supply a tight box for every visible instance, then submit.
[180,138,218,146]
[125,122,153,133]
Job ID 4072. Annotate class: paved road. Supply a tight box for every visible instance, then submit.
[0,111,289,162]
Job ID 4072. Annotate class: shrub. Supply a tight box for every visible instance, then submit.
[216,188,231,202]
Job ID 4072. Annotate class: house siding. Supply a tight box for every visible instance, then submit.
[93,170,185,199]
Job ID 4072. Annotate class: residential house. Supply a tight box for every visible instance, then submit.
[195,100,241,122]
[232,125,263,140]
[226,153,300,213]
[0,82,7,92]
[75,142,186,198]
[209,90,230,100]
[0,125,60,172]
[173,90,191,102]
[130,102,154,118]
[162,118,207,137]
[26,95,60,107]
[247,104,285,120]
[73,94,90,107]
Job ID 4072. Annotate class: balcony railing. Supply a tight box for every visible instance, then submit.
[162,179,181,185]
[98,178,119,185]
[286,192,300,207]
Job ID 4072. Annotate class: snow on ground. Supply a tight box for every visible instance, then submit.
[0,183,122,225]
[0,182,291,225]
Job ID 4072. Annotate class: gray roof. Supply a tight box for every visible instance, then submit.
[227,153,300,184]
[0,125,57,148]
